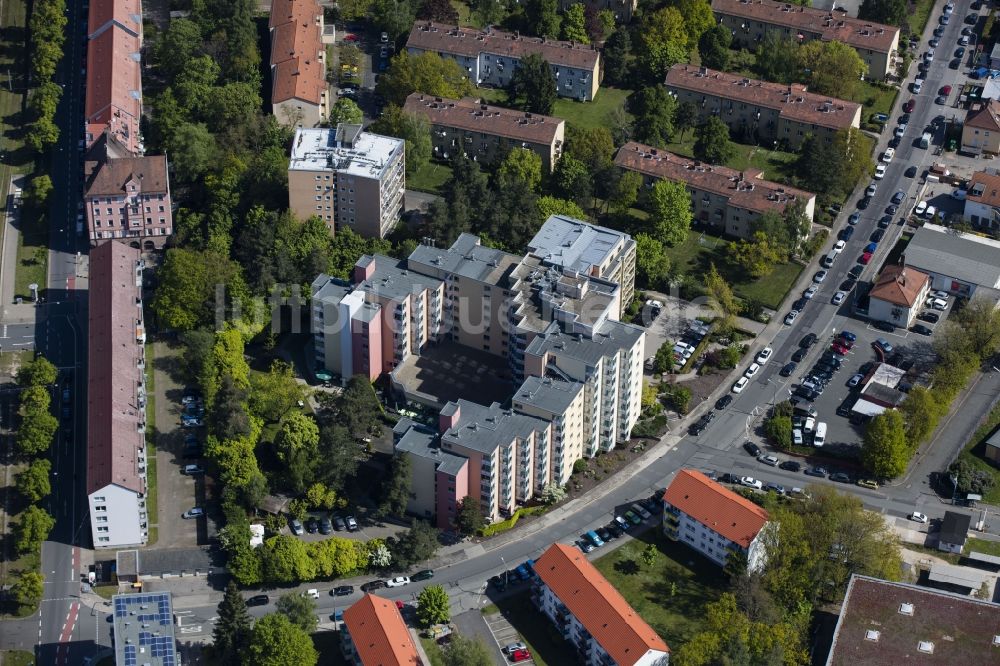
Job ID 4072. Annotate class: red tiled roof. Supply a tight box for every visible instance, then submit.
[342,594,421,666]
[88,0,142,38]
[967,170,1000,208]
[84,155,169,199]
[665,64,861,131]
[84,26,141,132]
[615,141,814,216]
[663,469,769,548]
[406,21,600,72]
[869,265,929,307]
[269,0,326,106]
[87,242,145,496]
[965,99,1000,131]
[534,544,670,665]
[404,93,564,146]
[712,0,898,54]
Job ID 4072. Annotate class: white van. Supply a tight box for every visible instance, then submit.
[813,422,827,447]
[822,251,837,268]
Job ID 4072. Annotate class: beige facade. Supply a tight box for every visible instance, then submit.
[288,125,405,238]
[665,65,862,150]
[961,100,1000,155]
[512,377,586,487]
[404,94,565,171]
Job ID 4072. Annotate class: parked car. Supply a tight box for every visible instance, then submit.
[319,516,333,534]
[848,373,864,387]
[386,576,411,588]
[832,291,847,306]
[813,270,828,283]
[903,99,915,113]
[918,311,940,323]
[756,347,773,364]
[791,348,807,362]
[182,464,204,475]
[306,517,318,533]
[804,467,827,478]
[732,376,749,394]
[909,512,929,523]
[848,212,860,225]
[857,479,879,490]
[830,472,852,483]
[182,507,204,519]
[246,594,269,606]
[849,264,864,279]
[873,338,894,353]
[784,310,800,326]
[332,585,354,596]
[361,580,387,592]
[765,482,785,495]
[910,324,933,336]
[290,519,305,535]
[758,454,779,467]
[779,362,797,377]
[740,477,763,490]
[779,460,801,472]
[743,441,762,457]
[412,569,434,581]
[345,516,359,531]
[716,394,733,409]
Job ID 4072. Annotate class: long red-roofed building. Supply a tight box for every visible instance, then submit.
[86,242,149,549]
[533,543,670,666]
[269,0,330,127]
[662,469,771,571]
[341,594,422,665]
[84,0,143,154]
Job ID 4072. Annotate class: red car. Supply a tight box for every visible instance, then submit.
[510,648,532,662]
[903,99,915,113]
[343,33,359,41]
[831,343,849,356]
[940,85,952,95]
[860,251,873,265]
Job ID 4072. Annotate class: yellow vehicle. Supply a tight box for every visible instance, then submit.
[857,479,879,490]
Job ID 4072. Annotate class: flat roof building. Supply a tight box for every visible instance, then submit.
[269,0,329,127]
[712,0,900,79]
[903,222,1000,299]
[404,93,565,171]
[615,141,815,239]
[112,592,178,666]
[533,543,670,665]
[288,124,406,238]
[406,22,601,101]
[87,242,149,549]
[665,64,861,150]
[341,593,421,666]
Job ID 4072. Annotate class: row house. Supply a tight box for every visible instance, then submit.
[269,0,330,127]
[83,154,172,250]
[614,141,815,239]
[403,93,566,171]
[85,0,143,154]
[405,22,601,101]
[712,0,899,79]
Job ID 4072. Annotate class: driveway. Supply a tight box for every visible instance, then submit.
[452,610,508,665]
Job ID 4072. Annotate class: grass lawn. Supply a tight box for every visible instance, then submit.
[13,212,47,303]
[482,591,578,666]
[593,531,724,649]
[660,227,803,310]
[955,398,1000,504]
[406,162,451,195]
[664,135,798,185]
[552,87,632,131]
[0,651,35,666]
[853,80,899,129]
[145,344,158,545]
[964,537,1000,558]
[907,0,936,36]
[420,637,445,666]
[450,0,473,27]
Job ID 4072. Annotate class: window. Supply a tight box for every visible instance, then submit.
[97,526,109,533]
[93,496,106,502]
[96,515,108,522]
[98,537,110,543]
[95,505,107,512]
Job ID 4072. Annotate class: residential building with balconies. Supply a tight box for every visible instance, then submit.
[406,22,601,101]
[288,124,405,238]
[614,141,815,239]
[533,543,670,665]
[87,242,149,549]
[83,154,172,249]
[662,469,770,571]
[664,65,861,150]
[511,376,585,487]
[341,594,422,666]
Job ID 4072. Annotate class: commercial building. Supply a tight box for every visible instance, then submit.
[269,0,330,127]
[711,0,900,79]
[83,154,173,249]
[532,543,670,666]
[341,594,421,666]
[826,574,1000,665]
[87,242,149,550]
[866,265,930,328]
[963,170,1000,233]
[85,0,144,155]
[112,592,177,666]
[288,124,406,238]
[403,93,566,171]
[664,65,861,150]
[559,0,637,22]
[405,22,601,101]
[614,141,815,239]
[662,469,770,571]
[903,222,1000,298]
[961,99,1000,156]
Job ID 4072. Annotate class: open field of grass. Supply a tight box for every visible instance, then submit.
[907,0,937,36]
[592,531,724,650]
[964,537,1000,558]
[664,135,799,184]
[0,651,35,666]
[406,162,451,195]
[552,87,632,131]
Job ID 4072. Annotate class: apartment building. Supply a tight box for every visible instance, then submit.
[406,22,601,101]
[665,65,862,150]
[961,99,1000,155]
[83,154,173,249]
[662,469,770,571]
[87,242,149,550]
[269,0,330,127]
[614,141,815,239]
[85,0,143,154]
[403,93,566,171]
[341,594,421,666]
[712,0,900,79]
[288,124,406,238]
[533,543,670,666]
[511,377,585,487]
[559,0,637,23]
[525,215,637,317]
[867,265,930,328]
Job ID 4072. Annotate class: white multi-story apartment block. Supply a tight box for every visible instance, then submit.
[533,543,670,665]
[288,124,405,238]
[87,242,149,549]
[662,469,770,571]
[405,22,601,101]
[512,377,586,487]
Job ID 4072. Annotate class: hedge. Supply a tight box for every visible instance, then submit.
[477,506,547,537]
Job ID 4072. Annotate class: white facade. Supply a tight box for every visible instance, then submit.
[89,483,147,549]
[663,507,767,572]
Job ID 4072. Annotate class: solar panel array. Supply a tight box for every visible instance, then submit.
[113,592,178,666]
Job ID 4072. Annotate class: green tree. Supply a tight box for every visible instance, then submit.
[151,249,248,331]
[648,179,692,247]
[16,356,57,387]
[653,341,675,374]
[13,505,55,554]
[552,154,592,205]
[16,408,58,457]
[508,54,556,115]
[727,232,785,278]
[26,175,53,207]
[379,453,412,518]
[368,104,433,175]
[765,415,793,448]
[261,535,317,583]
[417,0,459,22]
[693,116,735,165]
[798,39,868,97]
[376,51,474,106]
[526,0,561,39]
[248,360,303,423]
[416,584,451,627]
[676,0,715,50]
[561,3,589,43]
[247,613,318,666]
[862,410,909,479]
[305,482,340,511]
[951,296,1000,360]
[641,543,659,568]
[698,23,732,71]
[442,634,494,666]
[536,196,586,222]
[370,0,417,42]
[155,18,203,79]
[391,519,440,568]
[275,592,318,633]
[858,0,907,25]
[213,582,252,666]
[898,386,945,447]
[628,85,677,148]
[497,147,543,191]
[166,122,218,182]
[454,496,485,534]
[602,28,632,85]
[10,571,44,610]
[754,33,802,84]
[274,412,321,492]
[610,170,642,215]
[471,0,509,26]
[328,97,364,125]
[16,459,51,503]
[219,521,264,585]
[634,233,671,288]
[638,7,689,81]
[705,263,739,333]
